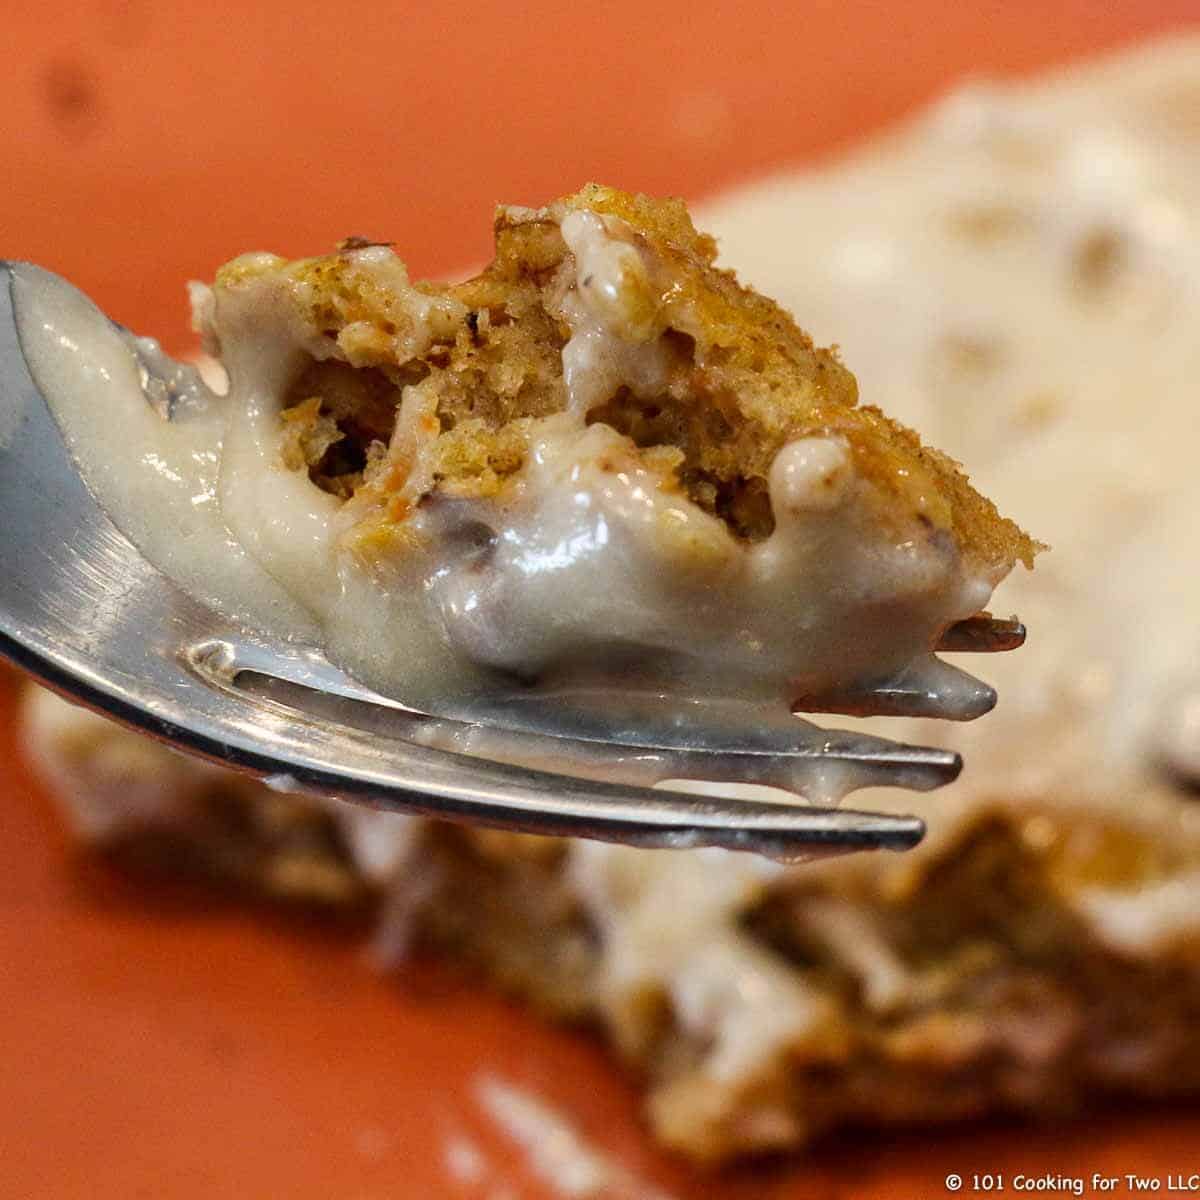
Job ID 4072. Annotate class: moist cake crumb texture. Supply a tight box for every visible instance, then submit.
[104,176,1032,722]
[214,183,1035,568]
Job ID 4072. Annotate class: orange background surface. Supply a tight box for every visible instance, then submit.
[4,2,1200,1196]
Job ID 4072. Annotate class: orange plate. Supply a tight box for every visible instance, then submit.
[3,4,1199,1195]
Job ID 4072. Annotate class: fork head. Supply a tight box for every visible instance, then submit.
[0,263,1022,858]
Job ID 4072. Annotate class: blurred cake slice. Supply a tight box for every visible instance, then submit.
[22,685,1200,1161]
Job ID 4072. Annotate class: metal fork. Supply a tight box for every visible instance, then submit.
[0,263,1023,860]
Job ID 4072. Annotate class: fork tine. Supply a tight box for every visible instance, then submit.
[8,622,934,859]
[188,636,963,798]
[938,615,1026,653]
[793,659,997,722]
[649,807,927,859]
[790,618,1022,721]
